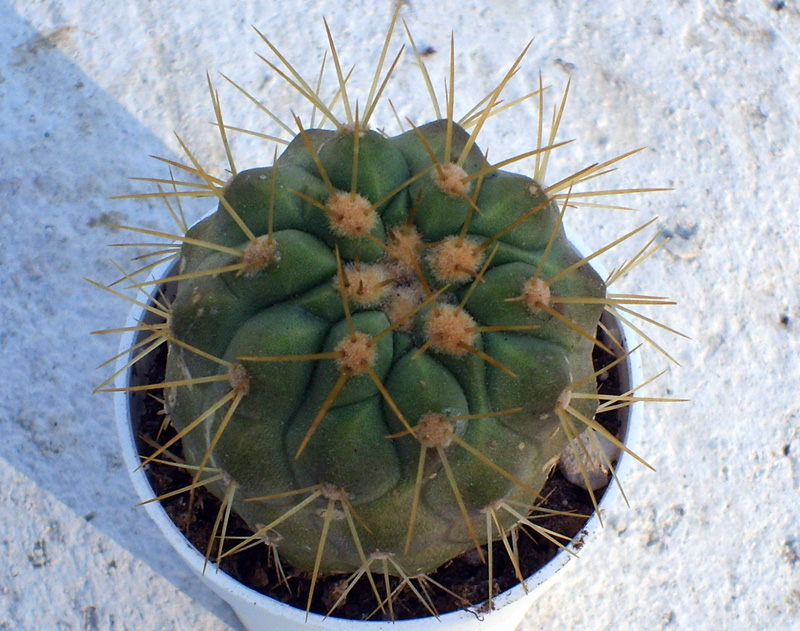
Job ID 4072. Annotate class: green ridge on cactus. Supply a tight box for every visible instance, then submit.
[164,119,606,576]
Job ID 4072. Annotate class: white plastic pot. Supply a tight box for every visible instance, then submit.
[114,253,643,631]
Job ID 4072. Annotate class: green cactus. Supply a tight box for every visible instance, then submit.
[164,116,606,576]
[98,5,676,619]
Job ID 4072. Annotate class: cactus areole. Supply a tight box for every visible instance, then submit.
[165,119,606,577]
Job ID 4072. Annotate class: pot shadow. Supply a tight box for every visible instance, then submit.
[0,3,242,628]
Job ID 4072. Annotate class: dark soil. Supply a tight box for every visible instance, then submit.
[128,299,627,622]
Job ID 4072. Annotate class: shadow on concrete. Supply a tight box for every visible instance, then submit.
[0,3,242,628]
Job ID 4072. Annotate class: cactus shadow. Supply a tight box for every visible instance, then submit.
[0,4,242,628]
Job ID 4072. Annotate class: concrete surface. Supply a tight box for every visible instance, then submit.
[1,1,799,630]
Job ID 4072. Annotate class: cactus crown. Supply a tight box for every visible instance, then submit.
[98,5,678,621]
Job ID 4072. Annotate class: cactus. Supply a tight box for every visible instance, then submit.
[98,5,677,620]
[164,116,606,578]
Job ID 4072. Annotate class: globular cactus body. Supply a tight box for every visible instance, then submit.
[165,118,606,576]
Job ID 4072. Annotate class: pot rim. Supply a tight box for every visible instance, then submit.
[113,234,644,629]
